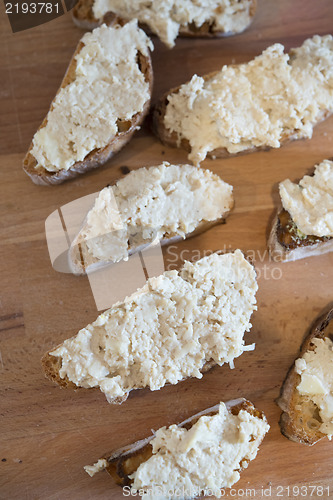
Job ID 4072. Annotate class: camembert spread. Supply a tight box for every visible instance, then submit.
[164,35,333,165]
[31,21,152,172]
[76,163,233,265]
[92,0,253,48]
[51,250,257,403]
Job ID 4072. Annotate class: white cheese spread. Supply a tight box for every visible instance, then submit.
[164,35,333,165]
[51,250,257,403]
[295,337,333,438]
[77,162,233,265]
[130,402,269,498]
[279,159,333,237]
[84,458,108,477]
[92,0,253,48]
[31,21,152,172]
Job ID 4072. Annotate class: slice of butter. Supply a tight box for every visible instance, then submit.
[180,417,216,453]
[295,336,333,438]
[297,373,328,396]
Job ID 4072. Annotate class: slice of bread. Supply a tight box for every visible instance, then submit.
[268,160,333,262]
[68,163,234,275]
[268,208,333,263]
[153,36,333,164]
[42,250,257,404]
[277,307,333,445]
[72,0,257,46]
[23,15,153,186]
[84,398,269,496]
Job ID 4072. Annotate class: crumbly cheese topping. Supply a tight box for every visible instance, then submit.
[130,402,269,498]
[31,21,152,172]
[164,35,333,165]
[295,337,333,438]
[279,160,333,237]
[78,162,233,264]
[92,0,253,48]
[50,250,257,403]
[84,458,108,477]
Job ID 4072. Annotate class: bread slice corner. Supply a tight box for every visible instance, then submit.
[277,307,333,445]
[23,14,153,186]
[72,0,99,30]
[41,346,130,404]
[268,209,333,263]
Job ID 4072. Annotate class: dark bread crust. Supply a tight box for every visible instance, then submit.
[23,14,153,186]
[268,209,333,263]
[277,307,333,445]
[87,398,266,488]
[72,0,257,38]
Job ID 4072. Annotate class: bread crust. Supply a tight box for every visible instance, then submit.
[23,14,153,186]
[72,0,257,38]
[72,0,99,30]
[277,307,333,445]
[69,215,230,275]
[85,398,266,487]
[152,70,331,161]
[41,347,217,405]
[268,209,333,263]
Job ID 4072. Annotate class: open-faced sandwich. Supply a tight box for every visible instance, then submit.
[84,399,269,497]
[69,162,234,274]
[268,159,333,262]
[153,35,333,165]
[42,250,257,404]
[72,0,257,48]
[23,16,153,185]
[277,307,333,445]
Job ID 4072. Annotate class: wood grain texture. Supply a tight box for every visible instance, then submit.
[1,0,333,498]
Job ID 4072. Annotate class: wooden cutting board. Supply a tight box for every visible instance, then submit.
[1,0,333,498]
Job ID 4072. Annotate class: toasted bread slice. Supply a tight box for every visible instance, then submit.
[23,15,153,186]
[42,250,257,404]
[84,398,269,495]
[268,209,333,263]
[277,307,333,445]
[68,163,234,275]
[153,36,333,165]
[268,160,333,262]
[72,0,257,47]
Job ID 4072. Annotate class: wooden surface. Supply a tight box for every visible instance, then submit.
[1,1,333,499]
